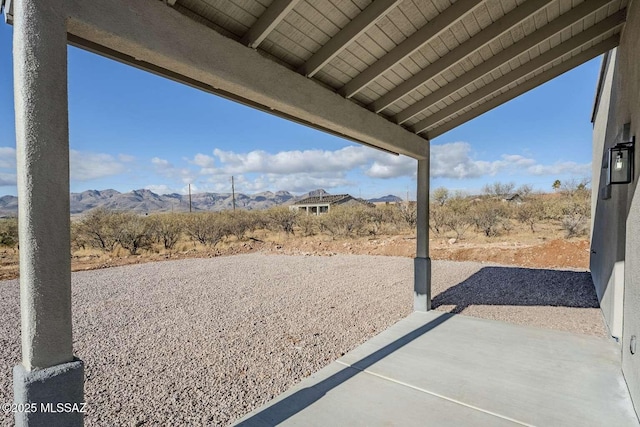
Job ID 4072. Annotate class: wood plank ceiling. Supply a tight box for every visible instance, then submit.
[165,0,628,140]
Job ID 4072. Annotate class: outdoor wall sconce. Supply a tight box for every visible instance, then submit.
[607,124,635,185]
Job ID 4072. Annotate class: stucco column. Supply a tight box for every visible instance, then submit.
[13,1,84,426]
[414,157,432,311]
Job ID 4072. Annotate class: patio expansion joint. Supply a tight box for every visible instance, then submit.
[335,360,534,427]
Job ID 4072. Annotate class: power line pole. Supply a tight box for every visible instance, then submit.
[231,176,236,211]
[188,183,192,213]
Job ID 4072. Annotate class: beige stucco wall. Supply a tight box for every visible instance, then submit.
[591,0,640,416]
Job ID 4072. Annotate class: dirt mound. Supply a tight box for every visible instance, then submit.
[432,239,590,269]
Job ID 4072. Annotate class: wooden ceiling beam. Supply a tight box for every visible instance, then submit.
[339,0,484,98]
[301,0,401,78]
[396,0,621,124]
[371,0,557,113]
[424,35,620,139]
[411,16,625,134]
[241,0,301,49]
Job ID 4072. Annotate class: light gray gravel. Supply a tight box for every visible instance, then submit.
[0,254,606,426]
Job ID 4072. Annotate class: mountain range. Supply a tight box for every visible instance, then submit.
[0,189,402,216]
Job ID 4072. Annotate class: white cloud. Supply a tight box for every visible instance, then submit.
[198,172,352,194]
[118,154,135,162]
[428,142,544,179]
[366,156,414,179]
[210,146,378,175]
[168,143,591,192]
[191,153,215,168]
[151,157,171,168]
[0,147,16,169]
[151,157,195,184]
[70,150,126,181]
[0,173,16,186]
[527,161,591,176]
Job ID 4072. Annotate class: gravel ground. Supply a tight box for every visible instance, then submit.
[0,254,606,426]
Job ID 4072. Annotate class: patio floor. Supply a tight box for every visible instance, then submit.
[234,311,639,426]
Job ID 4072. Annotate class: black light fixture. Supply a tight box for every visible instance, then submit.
[607,124,635,185]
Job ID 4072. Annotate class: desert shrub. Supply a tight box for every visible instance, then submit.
[77,208,120,252]
[372,204,406,234]
[559,181,591,238]
[267,207,298,235]
[70,221,89,251]
[429,202,449,235]
[367,206,388,236]
[184,213,227,246]
[296,212,318,236]
[443,196,472,239]
[443,209,471,240]
[482,181,516,198]
[397,202,417,228]
[0,218,18,248]
[541,197,563,221]
[149,213,183,250]
[113,213,153,255]
[221,210,257,241]
[516,184,534,198]
[471,200,509,237]
[516,199,545,233]
[320,205,371,238]
[431,187,449,206]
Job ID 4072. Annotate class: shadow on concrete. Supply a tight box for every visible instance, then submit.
[432,266,599,314]
[234,313,452,426]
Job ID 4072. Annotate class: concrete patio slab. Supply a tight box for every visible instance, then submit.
[234,312,639,427]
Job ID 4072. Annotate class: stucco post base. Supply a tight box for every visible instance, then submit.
[414,256,432,312]
[13,359,84,427]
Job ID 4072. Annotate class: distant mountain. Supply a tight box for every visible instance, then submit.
[368,194,403,203]
[0,189,402,216]
[0,195,18,216]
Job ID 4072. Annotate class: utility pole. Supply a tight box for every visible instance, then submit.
[188,183,192,213]
[231,176,236,211]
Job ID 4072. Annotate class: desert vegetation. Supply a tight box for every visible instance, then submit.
[0,180,592,278]
[64,179,590,251]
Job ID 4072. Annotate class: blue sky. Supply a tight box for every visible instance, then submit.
[0,22,596,199]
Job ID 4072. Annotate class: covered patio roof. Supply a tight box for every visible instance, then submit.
[164,0,626,141]
[1,0,627,157]
[1,1,633,425]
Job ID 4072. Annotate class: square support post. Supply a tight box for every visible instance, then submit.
[13,1,84,426]
[414,157,432,311]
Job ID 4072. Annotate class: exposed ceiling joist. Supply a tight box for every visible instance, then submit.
[425,35,620,139]
[2,0,12,24]
[395,0,621,124]
[371,0,556,113]
[241,0,300,49]
[300,0,401,78]
[411,15,625,134]
[339,0,484,98]
[66,0,430,159]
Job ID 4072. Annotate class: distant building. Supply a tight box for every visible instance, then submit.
[503,193,524,204]
[290,194,373,215]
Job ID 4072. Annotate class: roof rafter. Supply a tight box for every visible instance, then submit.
[339,0,484,98]
[300,0,402,78]
[410,14,625,134]
[395,0,619,124]
[371,0,557,113]
[2,0,12,24]
[241,0,301,49]
[64,0,430,159]
[425,35,620,139]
